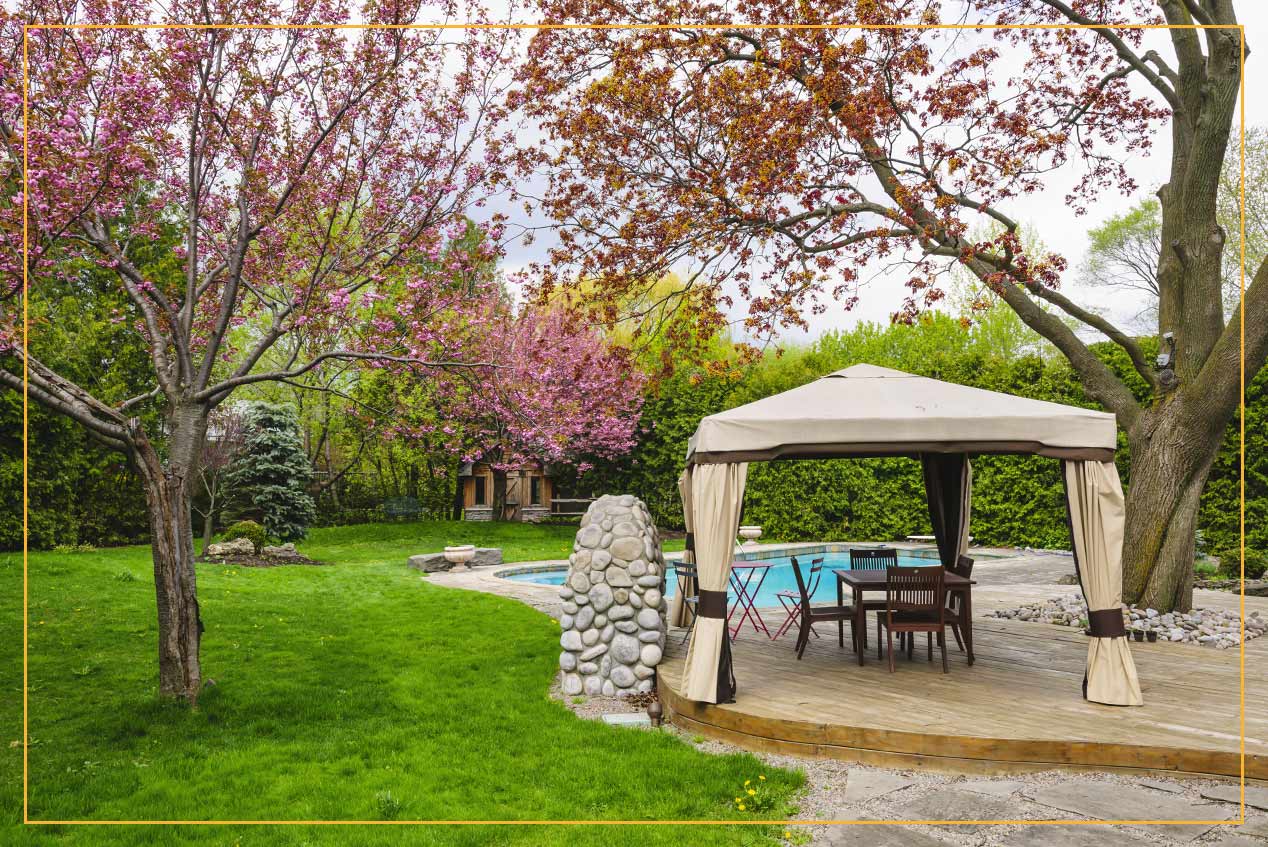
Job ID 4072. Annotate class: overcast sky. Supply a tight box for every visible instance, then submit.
[489,6,1266,345]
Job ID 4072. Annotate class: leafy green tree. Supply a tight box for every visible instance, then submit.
[1080,199,1164,330]
[1081,125,1264,326]
[1219,125,1268,314]
[224,403,317,543]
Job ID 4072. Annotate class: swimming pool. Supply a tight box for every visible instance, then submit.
[499,547,952,608]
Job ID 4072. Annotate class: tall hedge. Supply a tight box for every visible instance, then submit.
[0,390,150,549]
[586,314,1264,554]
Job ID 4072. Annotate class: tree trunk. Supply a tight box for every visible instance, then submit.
[451,469,464,520]
[130,412,206,703]
[201,498,215,552]
[1121,404,1225,613]
[492,468,508,521]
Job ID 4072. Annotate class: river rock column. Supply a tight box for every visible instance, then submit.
[558,494,666,697]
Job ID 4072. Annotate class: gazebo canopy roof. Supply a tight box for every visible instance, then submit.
[686,364,1118,464]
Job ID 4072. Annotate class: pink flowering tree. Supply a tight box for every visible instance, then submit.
[0,0,525,701]
[443,302,645,519]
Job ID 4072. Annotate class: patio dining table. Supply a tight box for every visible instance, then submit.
[833,568,976,666]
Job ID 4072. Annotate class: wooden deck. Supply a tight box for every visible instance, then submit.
[658,617,1266,780]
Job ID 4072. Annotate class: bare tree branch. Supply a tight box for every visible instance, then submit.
[198,351,497,404]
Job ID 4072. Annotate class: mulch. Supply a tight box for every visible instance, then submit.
[197,553,328,568]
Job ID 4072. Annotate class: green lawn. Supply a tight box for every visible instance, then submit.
[2,521,796,846]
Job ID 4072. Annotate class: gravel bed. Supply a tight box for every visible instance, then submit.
[986,593,1263,649]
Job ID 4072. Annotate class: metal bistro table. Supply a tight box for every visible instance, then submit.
[833,568,976,665]
[728,561,774,639]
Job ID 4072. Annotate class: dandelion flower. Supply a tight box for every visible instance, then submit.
[759,775,766,781]
[744,779,751,786]
[738,804,746,811]
[747,788,756,796]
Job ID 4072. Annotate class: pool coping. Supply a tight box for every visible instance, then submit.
[492,541,1019,583]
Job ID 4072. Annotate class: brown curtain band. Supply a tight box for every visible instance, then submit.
[684,532,695,552]
[697,589,729,619]
[1087,608,1127,638]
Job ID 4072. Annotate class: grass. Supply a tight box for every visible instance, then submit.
[2,521,796,845]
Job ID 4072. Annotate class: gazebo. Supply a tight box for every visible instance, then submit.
[669,364,1142,708]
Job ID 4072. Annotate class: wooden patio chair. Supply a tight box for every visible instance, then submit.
[674,561,701,644]
[876,565,949,673]
[774,557,825,640]
[849,547,897,649]
[791,556,857,660]
[946,554,974,653]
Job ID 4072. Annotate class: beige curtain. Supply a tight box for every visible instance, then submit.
[668,469,695,627]
[1064,460,1143,706]
[681,461,748,703]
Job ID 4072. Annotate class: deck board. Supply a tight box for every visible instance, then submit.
[658,617,1266,779]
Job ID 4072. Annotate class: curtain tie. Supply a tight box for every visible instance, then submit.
[1087,608,1127,638]
[697,589,728,619]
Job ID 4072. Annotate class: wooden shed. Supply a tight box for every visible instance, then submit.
[457,461,553,522]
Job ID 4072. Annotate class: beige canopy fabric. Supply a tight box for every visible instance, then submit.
[681,462,747,703]
[668,469,695,628]
[1065,460,1143,706]
[687,364,1118,464]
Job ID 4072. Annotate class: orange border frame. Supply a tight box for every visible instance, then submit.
[20,17,1250,831]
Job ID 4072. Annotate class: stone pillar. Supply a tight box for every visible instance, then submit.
[558,494,665,697]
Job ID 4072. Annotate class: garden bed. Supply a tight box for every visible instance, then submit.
[198,551,328,568]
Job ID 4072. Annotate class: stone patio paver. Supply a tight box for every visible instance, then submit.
[959,779,1026,798]
[888,787,1024,833]
[839,769,915,804]
[1139,778,1186,794]
[1024,780,1232,841]
[822,824,950,846]
[1238,817,1268,837]
[1202,784,1268,811]
[1000,823,1149,846]
[1206,834,1268,847]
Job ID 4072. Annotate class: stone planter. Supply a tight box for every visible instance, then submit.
[444,544,476,572]
[738,525,762,547]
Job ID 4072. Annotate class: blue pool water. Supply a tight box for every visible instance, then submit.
[500,550,943,607]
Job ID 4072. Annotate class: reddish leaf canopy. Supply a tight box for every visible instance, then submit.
[518,0,1169,348]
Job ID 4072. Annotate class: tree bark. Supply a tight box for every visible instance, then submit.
[130,411,207,703]
[1121,402,1226,612]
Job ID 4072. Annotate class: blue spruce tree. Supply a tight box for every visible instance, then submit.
[225,402,316,542]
